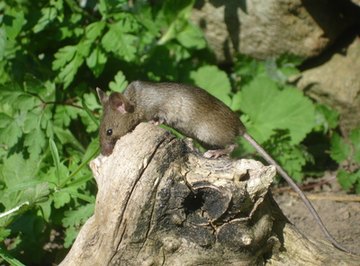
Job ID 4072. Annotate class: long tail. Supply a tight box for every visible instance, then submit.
[243,132,350,253]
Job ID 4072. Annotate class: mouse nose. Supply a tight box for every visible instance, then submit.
[101,142,115,156]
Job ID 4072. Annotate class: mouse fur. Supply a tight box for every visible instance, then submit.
[97,81,245,155]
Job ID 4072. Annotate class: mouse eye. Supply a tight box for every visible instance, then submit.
[106,129,113,136]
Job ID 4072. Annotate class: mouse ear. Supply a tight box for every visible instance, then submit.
[109,92,134,113]
[96,87,108,106]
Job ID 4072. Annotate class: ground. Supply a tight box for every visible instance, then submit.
[273,172,360,255]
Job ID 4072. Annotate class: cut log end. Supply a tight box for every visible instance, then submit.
[61,123,359,266]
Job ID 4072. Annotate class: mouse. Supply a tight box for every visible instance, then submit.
[96,80,349,253]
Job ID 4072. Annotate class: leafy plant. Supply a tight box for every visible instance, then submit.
[330,127,360,193]
[0,82,99,264]
[227,56,315,181]
[0,0,350,264]
[189,55,333,182]
[0,0,209,264]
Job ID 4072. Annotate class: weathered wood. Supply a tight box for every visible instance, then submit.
[60,123,359,266]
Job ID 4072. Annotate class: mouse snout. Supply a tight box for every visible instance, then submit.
[101,142,115,156]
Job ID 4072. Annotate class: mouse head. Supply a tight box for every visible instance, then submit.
[97,88,139,156]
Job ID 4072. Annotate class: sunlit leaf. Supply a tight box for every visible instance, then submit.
[190,65,232,105]
[33,7,57,33]
[109,70,128,92]
[349,127,360,163]
[330,133,350,163]
[238,77,315,144]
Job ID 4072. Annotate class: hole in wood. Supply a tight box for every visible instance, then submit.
[183,191,204,215]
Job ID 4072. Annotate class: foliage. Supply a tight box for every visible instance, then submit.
[0,0,207,264]
[0,0,354,265]
[229,56,316,182]
[330,127,360,193]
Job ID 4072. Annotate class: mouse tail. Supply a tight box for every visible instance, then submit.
[242,132,351,253]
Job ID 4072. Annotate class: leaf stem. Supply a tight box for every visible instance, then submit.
[0,202,30,219]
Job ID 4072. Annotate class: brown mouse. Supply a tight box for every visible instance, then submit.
[96,80,349,253]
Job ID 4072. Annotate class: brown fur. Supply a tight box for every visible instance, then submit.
[98,81,245,155]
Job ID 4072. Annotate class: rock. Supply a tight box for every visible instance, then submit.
[351,0,360,7]
[298,37,360,132]
[191,0,358,62]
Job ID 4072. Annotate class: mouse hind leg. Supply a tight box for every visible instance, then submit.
[203,144,237,158]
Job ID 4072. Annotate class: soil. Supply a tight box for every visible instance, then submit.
[273,172,360,255]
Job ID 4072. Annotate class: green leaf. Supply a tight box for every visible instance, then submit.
[85,21,106,41]
[53,190,71,209]
[0,27,6,60]
[330,133,350,163]
[239,77,315,144]
[314,104,339,132]
[53,44,85,87]
[98,0,128,17]
[54,105,79,128]
[190,65,232,105]
[267,55,303,83]
[24,127,46,156]
[52,45,77,70]
[276,54,303,68]
[77,137,98,164]
[0,247,25,266]
[0,228,11,242]
[33,7,57,33]
[81,95,100,129]
[77,39,92,58]
[79,111,98,133]
[23,78,56,102]
[0,118,21,148]
[356,176,360,194]
[337,169,360,191]
[38,200,52,222]
[53,126,84,150]
[109,70,128,92]
[51,0,64,13]
[23,112,39,133]
[176,23,206,49]
[234,55,266,85]
[62,203,94,227]
[43,163,69,186]
[3,180,47,195]
[0,90,37,113]
[169,42,191,61]
[157,0,195,45]
[22,182,50,205]
[101,23,137,62]
[230,91,242,111]
[61,138,99,187]
[83,92,101,111]
[276,144,308,182]
[0,112,12,128]
[63,226,79,248]
[86,46,107,77]
[49,138,61,185]
[3,8,26,40]
[0,154,44,210]
[349,127,360,163]
[58,54,84,88]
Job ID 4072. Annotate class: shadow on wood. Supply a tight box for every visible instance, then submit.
[60,123,359,266]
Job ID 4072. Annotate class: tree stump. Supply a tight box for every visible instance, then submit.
[60,123,359,265]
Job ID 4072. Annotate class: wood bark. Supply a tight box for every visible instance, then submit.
[60,123,359,266]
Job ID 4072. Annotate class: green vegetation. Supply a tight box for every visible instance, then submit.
[330,127,360,193]
[0,0,358,264]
